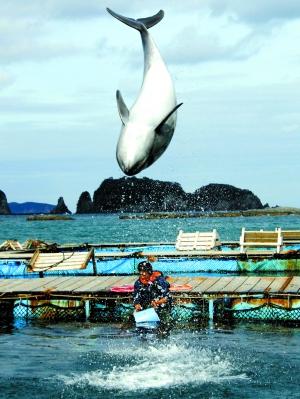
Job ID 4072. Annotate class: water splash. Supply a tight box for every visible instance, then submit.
[60,340,248,391]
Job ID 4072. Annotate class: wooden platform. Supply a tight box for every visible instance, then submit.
[29,250,94,272]
[1,247,299,262]
[0,276,299,299]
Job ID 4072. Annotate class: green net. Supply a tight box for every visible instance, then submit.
[12,299,85,321]
[1,296,300,324]
[89,298,209,324]
[229,303,300,322]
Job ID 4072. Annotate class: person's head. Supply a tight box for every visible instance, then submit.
[137,261,153,281]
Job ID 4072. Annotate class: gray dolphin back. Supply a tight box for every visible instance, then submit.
[106,8,164,30]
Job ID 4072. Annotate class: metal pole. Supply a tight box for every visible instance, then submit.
[208,299,214,320]
[85,300,90,320]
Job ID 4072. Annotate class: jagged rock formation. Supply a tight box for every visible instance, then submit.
[0,190,11,215]
[189,184,263,211]
[76,191,94,214]
[92,177,187,212]
[50,197,71,214]
[76,177,264,213]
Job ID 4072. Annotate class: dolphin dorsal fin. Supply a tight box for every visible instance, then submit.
[155,103,183,133]
[116,90,129,125]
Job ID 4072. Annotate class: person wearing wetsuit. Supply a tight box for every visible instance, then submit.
[133,261,172,334]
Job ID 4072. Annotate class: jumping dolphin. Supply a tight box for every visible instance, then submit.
[107,8,182,176]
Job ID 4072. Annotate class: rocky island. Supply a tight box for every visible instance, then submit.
[0,190,11,215]
[50,197,71,215]
[2,177,299,217]
[76,177,265,213]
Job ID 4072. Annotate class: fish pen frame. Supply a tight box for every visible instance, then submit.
[1,291,300,326]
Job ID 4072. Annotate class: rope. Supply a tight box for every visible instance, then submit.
[14,302,84,310]
[227,302,300,312]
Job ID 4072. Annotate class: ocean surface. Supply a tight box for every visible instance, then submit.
[1,213,300,244]
[1,214,300,399]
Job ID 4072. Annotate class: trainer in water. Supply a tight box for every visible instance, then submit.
[133,261,173,335]
[107,8,182,176]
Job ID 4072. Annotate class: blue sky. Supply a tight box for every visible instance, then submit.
[1,0,300,211]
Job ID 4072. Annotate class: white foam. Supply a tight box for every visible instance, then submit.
[60,340,248,391]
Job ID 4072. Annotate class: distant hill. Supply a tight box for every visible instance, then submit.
[8,202,55,214]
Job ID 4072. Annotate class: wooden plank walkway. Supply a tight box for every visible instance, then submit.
[0,276,299,298]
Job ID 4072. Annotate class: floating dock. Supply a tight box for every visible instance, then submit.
[0,275,299,298]
[0,275,300,324]
[0,247,299,261]
[1,246,300,276]
[0,238,300,323]
[0,276,300,325]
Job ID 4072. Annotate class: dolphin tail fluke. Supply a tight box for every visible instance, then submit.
[106,8,164,31]
[137,12,164,28]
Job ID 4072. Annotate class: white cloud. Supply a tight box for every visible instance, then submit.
[0,41,85,65]
[0,72,15,89]
[0,16,88,65]
[0,1,300,208]
[209,0,300,24]
[2,1,300,24]
[0,1,147,21]
[0,95,83,114]
[164,27,263,64]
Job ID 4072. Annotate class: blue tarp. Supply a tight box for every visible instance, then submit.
[0,243,299,278]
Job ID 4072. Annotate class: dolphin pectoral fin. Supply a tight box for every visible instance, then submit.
[107,8,164,30]
[116,90,129,125]
[155,103,183,134]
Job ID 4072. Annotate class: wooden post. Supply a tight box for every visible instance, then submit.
[91,248,97,276]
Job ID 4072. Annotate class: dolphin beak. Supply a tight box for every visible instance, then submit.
[122,164,142,176]
[123,168,136,176]
[118,159,144,176]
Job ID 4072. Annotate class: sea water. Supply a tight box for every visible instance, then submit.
[0,214,300,398]
[1,213,300,244]
[0,321,300,399]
